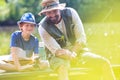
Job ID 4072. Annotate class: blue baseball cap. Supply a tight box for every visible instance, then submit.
[17,12,36,25]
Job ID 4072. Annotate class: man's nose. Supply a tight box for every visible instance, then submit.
[49,13,56,17]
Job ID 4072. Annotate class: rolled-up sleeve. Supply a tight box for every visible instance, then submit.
[70,8,86,45]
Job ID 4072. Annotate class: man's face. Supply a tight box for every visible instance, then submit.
[44,9,61,24]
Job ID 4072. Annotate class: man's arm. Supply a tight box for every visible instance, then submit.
[38,25,76,60]
[70,8,87,53]
[38,26,62,55]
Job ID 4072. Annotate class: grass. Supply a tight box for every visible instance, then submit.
[0,26,18,55]
[0,22,120,64]
[0,32,10,55]
[84,22,120,64]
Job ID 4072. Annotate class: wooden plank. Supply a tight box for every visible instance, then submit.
[0,55,120,80]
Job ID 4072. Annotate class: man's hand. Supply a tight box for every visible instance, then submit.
[55,49,77,60]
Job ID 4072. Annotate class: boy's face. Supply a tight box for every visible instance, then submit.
[20,23,35,34]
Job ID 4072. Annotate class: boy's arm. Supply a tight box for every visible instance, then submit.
[11,47,21,71]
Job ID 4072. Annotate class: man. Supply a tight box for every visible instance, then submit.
[38,0,116,80]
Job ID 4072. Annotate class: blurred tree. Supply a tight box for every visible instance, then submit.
[0,0,42,26]
[60,0,71,7]
[16,0,42,23]
[59,0,118,22]
[0,0,10,21]
[0,0,120,26]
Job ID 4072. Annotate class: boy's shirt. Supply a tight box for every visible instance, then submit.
[10,31,39,58]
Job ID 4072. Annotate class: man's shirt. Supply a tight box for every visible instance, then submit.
[38,8,86,54]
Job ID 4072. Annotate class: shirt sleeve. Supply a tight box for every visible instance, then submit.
[10,32,17,47]
[70,8,86,45]
[34,38,39,54]
[38,25,61,54]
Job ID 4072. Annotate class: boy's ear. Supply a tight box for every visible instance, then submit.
[18,23,23,31]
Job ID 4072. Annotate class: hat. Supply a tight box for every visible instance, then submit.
[38,0,66,16]
[17,12,36,25]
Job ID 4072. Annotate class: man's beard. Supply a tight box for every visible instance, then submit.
[47,15,61,24]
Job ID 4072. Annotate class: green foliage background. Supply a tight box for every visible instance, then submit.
[0,0,120,24]
[0,0,42,24]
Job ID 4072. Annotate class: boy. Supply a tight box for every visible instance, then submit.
[0,12,43,71]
